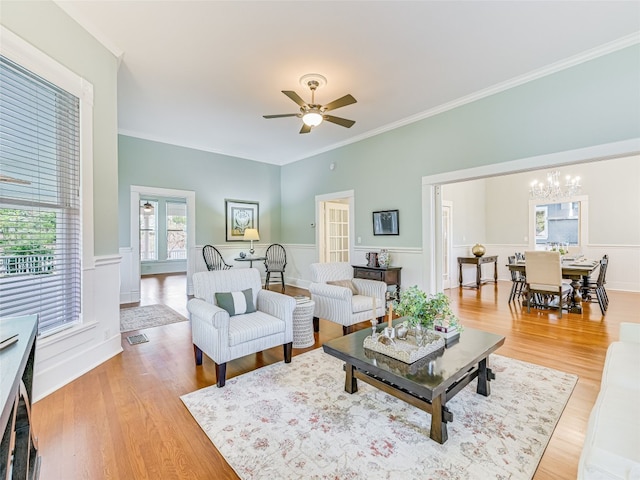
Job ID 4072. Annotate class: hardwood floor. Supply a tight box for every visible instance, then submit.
[32,274,639,479]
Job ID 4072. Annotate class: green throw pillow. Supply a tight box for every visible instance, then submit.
[215,289,256,316]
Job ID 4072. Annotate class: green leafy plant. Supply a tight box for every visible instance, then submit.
[392,286,460,330]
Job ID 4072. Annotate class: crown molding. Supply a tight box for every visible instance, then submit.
[289,32,640,165]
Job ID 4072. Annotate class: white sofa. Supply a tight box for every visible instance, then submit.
[578,322,640,480]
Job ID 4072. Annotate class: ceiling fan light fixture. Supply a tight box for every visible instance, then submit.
[263,73,355,133]
[302,110,323,127]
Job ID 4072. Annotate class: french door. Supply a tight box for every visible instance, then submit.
[321,201,350,263]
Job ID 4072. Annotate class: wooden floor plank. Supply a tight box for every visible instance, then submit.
[32,274,639,479]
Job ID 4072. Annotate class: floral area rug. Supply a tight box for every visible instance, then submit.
[181,348,577,480]
[120,304,187,333]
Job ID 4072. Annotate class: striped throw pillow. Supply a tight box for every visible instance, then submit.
[215,289,255,316]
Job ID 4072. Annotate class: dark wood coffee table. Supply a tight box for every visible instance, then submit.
[322,322,505,444]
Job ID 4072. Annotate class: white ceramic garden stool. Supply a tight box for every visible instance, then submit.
[292,299,316,349]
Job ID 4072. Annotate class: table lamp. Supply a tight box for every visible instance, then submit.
[243,228,260,255]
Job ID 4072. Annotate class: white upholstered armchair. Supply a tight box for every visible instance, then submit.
[187,268,295,387]
[309,262,386,335]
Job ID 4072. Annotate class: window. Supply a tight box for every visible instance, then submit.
[139,198,187,263]
[530,197,588,252]
[166,201,186,260]
[139,200,157,261]
[0,54,81,334]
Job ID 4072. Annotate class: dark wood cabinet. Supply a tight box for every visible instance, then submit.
[352,265,402,300]
[1,315,40,480]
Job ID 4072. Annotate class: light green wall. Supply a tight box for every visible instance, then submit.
[118,135,282,247]
[1,0,119,256]
[281,44,640,247]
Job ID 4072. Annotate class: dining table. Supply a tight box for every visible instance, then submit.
[507,258,600,313]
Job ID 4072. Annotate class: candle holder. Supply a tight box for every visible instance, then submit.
[370,316,378,338]
[384,326,396,339]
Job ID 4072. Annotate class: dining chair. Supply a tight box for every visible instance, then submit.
[524,251,572,318]
[507,255,526,303]
[263,243,287,292]
[202,245,233,271]
[585,255,609,315]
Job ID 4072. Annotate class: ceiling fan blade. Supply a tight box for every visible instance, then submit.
[263,113,299,119]
[299,123,312,134]
[323,94,357,112]
[282,90,308,108]
[323,115,355,128]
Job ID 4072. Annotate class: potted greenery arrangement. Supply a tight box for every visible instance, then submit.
[392,285,461,332]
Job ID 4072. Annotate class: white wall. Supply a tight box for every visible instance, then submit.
[442,179,487,246]
[440,155,640,291]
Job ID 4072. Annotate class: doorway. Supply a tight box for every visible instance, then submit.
[422,139,638,294]
[130,185,196,302]
[316,190,354,263]
[442,201,453,289]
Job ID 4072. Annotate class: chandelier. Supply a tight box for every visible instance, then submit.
[529,170,581,201]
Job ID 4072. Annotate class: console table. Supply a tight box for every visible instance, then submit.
[1,315,40,479]
[352,265,402,300]
[457,255,498,288]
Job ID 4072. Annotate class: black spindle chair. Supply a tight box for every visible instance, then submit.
[264,244,287,292]
[202,245,232,271]
[585,255,609,315]
[508,255,526,303]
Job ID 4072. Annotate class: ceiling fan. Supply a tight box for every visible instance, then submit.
[263,74,357,134]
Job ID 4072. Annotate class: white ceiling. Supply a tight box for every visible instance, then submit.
[56,1,640,165]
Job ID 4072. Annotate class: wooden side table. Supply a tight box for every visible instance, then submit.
[352,265,402,300]
[457,255,498,288]
[292,299,315,349]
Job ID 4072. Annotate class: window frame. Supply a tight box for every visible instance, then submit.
[1,26,94,336]
[165,200,187,261]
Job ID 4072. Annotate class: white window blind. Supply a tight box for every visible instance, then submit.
[0,54,81,334]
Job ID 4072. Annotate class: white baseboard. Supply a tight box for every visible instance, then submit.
[33,331,122,402]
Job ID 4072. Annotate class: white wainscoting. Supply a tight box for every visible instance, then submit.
[276,244,317,290]
[183,244,426,295]
[119,247,139,304]
[283,245,424,292]
[34,254,123,401]
[187,244,273,295]
[124,242,639,301]
[453,243,640,292]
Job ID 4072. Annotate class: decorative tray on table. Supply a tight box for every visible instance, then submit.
[363,347,442,376]
[363,331,445,364]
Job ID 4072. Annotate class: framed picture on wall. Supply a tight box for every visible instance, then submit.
[225,199,259,241]
[373,210,399,236]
